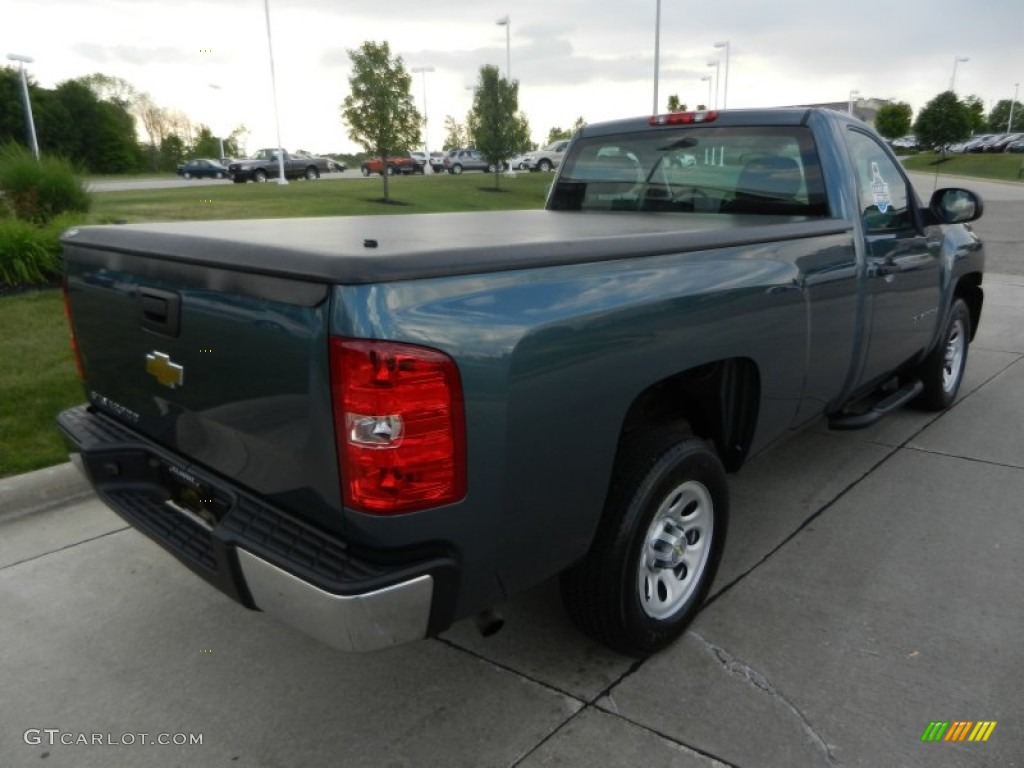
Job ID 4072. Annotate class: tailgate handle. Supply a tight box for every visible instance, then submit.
[137,287,181,337]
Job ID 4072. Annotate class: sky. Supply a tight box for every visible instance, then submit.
[5,0,1022,156]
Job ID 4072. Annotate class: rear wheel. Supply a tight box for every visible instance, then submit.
[560,432,728,656]
[215,172,224,179]
[915,297,971,410]
[361,165,370,177]
[305,166,319,180]
[538,159,553,172]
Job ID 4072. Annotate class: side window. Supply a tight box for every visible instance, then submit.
[844,129,912,233]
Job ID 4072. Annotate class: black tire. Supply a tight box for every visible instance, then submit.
[915,297,971,410]
[452,164,463,175]
[305,166,319,180]
[486,164,497,173]
[361,165,370,177]
[560,432,728,656]
[215,172,224,179]
[253,169,268,183]
[538,159,553,172]
[183,172,192,180]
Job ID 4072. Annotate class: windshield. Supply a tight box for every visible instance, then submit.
[549,126,828,217]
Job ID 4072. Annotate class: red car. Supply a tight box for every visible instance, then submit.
[359,156,422,176]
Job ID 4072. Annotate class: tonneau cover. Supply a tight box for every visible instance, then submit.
[62,210,851,285]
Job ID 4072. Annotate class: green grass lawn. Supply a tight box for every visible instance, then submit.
[0,290,84,477]
[902,152,1024,183]
[91,171,554,223]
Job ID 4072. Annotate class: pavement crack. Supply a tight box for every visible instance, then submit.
[689,630,838,767]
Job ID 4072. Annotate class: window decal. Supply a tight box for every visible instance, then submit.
[870,162,891,214]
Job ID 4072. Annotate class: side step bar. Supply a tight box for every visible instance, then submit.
[828,380,924,431]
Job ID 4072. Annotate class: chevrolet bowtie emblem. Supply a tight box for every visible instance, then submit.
[145,351,184,388]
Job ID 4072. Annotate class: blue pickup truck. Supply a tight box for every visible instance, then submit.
[58,109,984,656]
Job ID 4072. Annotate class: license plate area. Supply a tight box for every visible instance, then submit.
[160,461,231,529]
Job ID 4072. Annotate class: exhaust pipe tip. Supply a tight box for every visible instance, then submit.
[473,608,505,638]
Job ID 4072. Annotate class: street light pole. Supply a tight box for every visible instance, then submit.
[263,0,288,184]
[653,0,661,113]
[6,53,39,159]
[700,75,712,110]
[412,66,434,163]
[1008,82,1019,132]
[706,60,720,109]
[949,56,969,92]
[848,89,860,116]
[713,41,730,109]
[496,16,511,81]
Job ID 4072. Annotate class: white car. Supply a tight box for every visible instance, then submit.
[523,140,570,172]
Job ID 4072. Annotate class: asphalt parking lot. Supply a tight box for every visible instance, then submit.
[0,174,1021,768]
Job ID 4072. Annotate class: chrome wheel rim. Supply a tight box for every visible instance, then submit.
[637,480,714,620]
[942,317,966,394]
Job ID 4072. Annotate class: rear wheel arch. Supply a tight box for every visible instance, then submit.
[617,358,761,473]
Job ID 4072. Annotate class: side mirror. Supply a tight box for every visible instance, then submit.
[927,188,983,224]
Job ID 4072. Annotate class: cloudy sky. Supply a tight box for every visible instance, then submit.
[6,0,1022,155]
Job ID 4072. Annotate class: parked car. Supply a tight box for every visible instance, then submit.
[985,133,1022,152]
[176,159,229,179]
[429,151,446,173]
[410,151,429,173]
[360,155,422,176]
[507,154,530,170]
[444,148,501,174]
[523,140,570,171]
[327,159,347,173]
[890,135,919,150]
[228,149,331,183]
[965,134,998,153]
[1006,139,1024,153]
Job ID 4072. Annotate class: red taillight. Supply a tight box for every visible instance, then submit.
[649,110,719,126]
[329,338,466,515]
[61,278,85,381]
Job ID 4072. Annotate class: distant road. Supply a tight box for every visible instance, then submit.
[87,173,360,193]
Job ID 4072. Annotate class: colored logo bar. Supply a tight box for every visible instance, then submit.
[921,721,997,742]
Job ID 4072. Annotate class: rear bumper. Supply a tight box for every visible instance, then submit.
[58,404,453,652]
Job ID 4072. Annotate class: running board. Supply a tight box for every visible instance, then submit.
[828,380,924,430]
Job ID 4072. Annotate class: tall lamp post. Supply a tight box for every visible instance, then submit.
[208,84,226,160]
[707,60,720,109]
[848,89,860,116]
[949,56,969,92]
[713,41,730,109]
[653,0,661,113]
[6,53,39,159]
[263,0,288,184]
[412,66,434,163]
[700,75,712,110]
[496,16,511,80]
[1008,82,1019,132]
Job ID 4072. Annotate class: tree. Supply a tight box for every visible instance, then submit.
[341,41,421,202]
[547,126,572,143]
[442,115,467,150]
[963,95,987,134]
[913,91,971,156]
[988,99,1024,132]
[667,95,687,113]
[874,101,912,140]
[468,65,519,189]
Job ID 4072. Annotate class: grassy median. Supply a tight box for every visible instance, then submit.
[902,152,1024,183]
[0,171,554,478]
[91,171,554,222]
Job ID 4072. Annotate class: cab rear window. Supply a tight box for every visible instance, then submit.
[549,126,828,217]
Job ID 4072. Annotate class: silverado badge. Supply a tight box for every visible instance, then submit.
[146,351,184,388]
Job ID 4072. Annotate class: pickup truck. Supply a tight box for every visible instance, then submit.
[58,108,984,657]
[228,149,331,183]
[359,155,423,176]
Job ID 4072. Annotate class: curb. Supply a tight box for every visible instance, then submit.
[0,462,93,524]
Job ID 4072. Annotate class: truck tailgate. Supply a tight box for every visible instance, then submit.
[62,242,342,529]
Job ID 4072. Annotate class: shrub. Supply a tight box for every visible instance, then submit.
[0,218,60,286]
[0,143,91,224]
